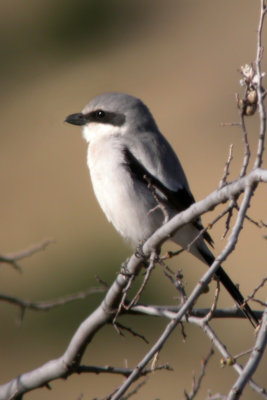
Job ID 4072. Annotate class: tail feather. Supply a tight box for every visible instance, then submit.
[216,266,259,328]
[198,248,259,328]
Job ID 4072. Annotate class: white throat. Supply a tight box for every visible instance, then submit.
[82,123,126,143]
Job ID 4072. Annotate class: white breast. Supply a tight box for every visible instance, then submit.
[87,136,163,246]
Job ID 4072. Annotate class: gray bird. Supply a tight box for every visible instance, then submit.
[65,92,258,327]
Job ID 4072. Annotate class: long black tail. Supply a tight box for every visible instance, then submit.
[216,266,259,327]
[198,249,259,328]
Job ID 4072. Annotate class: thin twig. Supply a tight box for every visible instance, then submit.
[120,379,147,400]
[0,287,105,325]
[246,277,267,304]
[251,298,267,307]
[219,144,234,188]
[113,321,149,344]
[0,239,54,271]
[76,363,172,377]
[126,251,157,309]
[227,297,267,399]
[145,174,170,224]
[129,304,263,321]
[186,203,233,248]
[162,268,188,304]
[233,348,253,362]
[235,202,262,228]
[184,345,214,400]
[113,272,136,324]
[239,112,251,177]
[222,201,235,238]
[202,279,220,323]
[189,317,267,399]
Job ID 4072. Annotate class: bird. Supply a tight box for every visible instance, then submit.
[65,92,259,327]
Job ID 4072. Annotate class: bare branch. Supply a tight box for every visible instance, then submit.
[126,250,157,308]
[202,279,220,324]
[130,304,263,321]
[219,144,234,188]
[239,111,251,178]
[162,268,187,304]
[76,363,172,377]
[0,239,54,271]
[112,268,136,323]
[227,299,267,399]
[0,287,105,325]
[184,346,214,400]
[119,379,147,400]
[246,277,267,304]
[113,321,149,344]
[189,317,267,399]
[222,203,235,239]
[145,174,170,224]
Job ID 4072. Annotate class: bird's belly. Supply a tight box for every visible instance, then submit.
[88,147,163,245]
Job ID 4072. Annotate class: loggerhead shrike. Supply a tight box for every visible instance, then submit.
[65,92,258,327]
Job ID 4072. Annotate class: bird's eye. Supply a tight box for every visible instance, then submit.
[95,110,106,119]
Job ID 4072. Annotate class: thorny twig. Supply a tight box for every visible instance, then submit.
[246,277,267,308]
[222,202,235,238]
[184,346,214,400]
[235,202,262,228]
[98,379,148,400]
[113,321,149,344]
[202,279,220,323]
[113,272,136,323]
[130,304,263,321]
[113,251,158,323]
[97,363,172,400]
[239,109,251,177]
[77,363,172,377]
[222,200,262,238]
[233,348,253,363]
[189,317,267,399]
[163,268,188,304]
[219,144,234,188]
[126,251,158,309]
[0,239,54,271]
[0,287,105,325]
[120,379,147,400]
[185,204,233,248]
[144,174,170,224]
[227,297,267,399]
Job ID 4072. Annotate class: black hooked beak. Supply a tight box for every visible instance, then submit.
[65,113,87,126]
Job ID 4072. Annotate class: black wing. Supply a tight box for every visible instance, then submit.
[123,147,214,247]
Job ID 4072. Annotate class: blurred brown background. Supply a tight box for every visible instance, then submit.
[0,1,267,399]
